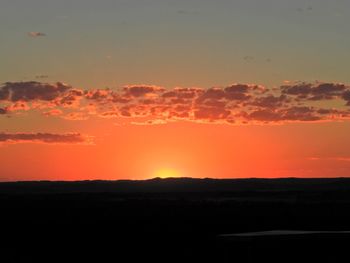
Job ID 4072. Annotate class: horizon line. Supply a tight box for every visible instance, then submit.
[1,176,350,184]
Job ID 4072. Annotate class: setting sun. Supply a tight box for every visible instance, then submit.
[153,168,182,179]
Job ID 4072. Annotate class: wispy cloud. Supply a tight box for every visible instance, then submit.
[0,133,93,145]
[28,32,47,37]
[35,75,49,79]
[308,157,350,162]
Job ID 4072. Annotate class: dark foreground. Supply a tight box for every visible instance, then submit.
[1,177,350,262]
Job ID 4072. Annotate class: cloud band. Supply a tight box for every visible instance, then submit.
[1,81,350,125]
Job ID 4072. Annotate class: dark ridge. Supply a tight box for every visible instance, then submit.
[1,177,350,262]
[1,177,350,194]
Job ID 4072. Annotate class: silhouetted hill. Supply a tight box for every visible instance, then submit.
[1,177,350,194]
[1,177,350,262]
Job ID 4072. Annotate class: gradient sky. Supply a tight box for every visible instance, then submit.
[1,0,350,181]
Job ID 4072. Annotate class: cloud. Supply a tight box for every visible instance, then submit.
[244,106,322,122]
[57,89,84,108]
[85,89,110,101]
[243,56,254,62]
[0,133,92,145]
[35,75,49,79]
[1,80,350,125]
[308,157,350,162]
[131,119,168,125]
[0,108,8,114]
[194,106,231,121]
[281,82,346,101]
[43,109,63,116]
[0,86,10,100]
[62,112,89,121]
[0,82,83,114]
[28,32,46,37]
[342,90,350,106]
[5,102,30,112]
[0,81,71,102]
[162,87,202,99]
[123,85,164,97]
[249,95,288,108]
[99,110,123,119]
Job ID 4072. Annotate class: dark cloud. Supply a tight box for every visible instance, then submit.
[281,106,321,121]
[123,85,164,97]
[0,133,92,144]
[58,89,84,107]
[316,108,349,116]
[245,106,321,123]
[195,84,260,106]
[311,83,346,99]
[245,109,281,122]
[0,81,71,102]
[0,86,10,100]
[85,89,110,101]
[194,106,231,121]
[342,90,350,106]
[281,83,312,96]
[224,84,260,101]
[197,88,225,102]
[281,83,346,101]
[250,95,288,108]
[162,88,202,99]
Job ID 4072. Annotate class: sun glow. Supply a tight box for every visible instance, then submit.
[153,168,182,178]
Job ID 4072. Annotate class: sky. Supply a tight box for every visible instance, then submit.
[1,0,350,181]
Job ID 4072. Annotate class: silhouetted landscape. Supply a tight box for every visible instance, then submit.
[1,177,350,262]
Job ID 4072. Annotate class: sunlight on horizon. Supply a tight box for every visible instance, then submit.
[153,168,183,179]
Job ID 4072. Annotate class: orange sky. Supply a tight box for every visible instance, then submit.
[1,117,350,181]
[2,1,350,181]
[1,81,350,181]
